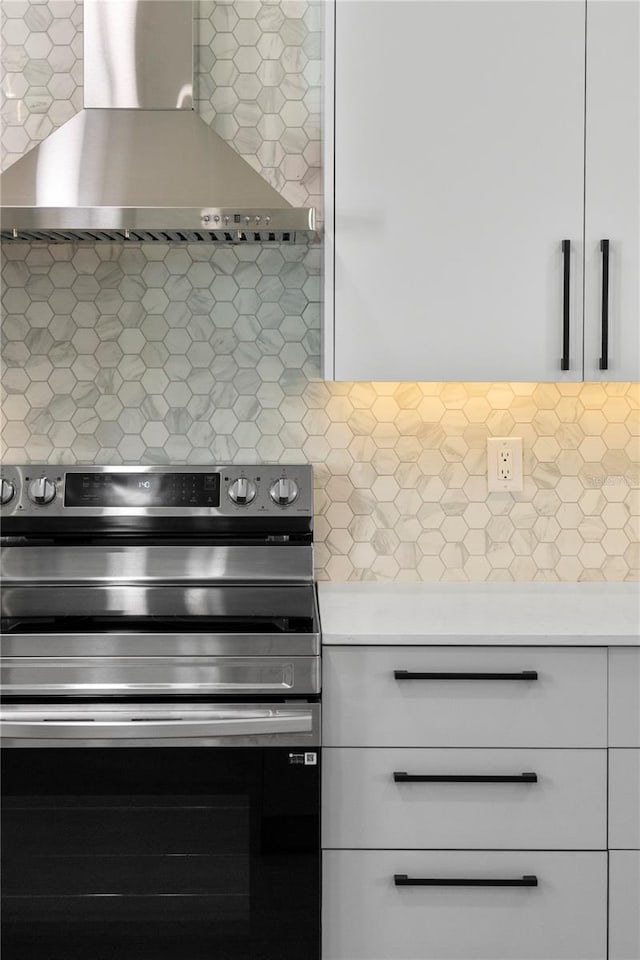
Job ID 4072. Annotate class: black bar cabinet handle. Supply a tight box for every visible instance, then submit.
[394,874,538,888]
[393,670,538,681]
[561,239,571,370]
[393,772,538,784]
[599,239,610,370]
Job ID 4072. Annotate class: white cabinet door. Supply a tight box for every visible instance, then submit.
[323,647,607,747]
[330,1,585,381]
[323,850,607,960]
[323,748,607,850]
[585,1,640,380]
[608,648,640,747]
[609,852,640,960]
[609,749,640,849]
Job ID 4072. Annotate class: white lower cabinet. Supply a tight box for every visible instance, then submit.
[323,748,606,850]
[609,648,640,747]
[609,851,640,960]
[608,650,640,959]
[321,644,628,959]
[323,647,607,747]
[609,749,640,849]
[323,850,607,960]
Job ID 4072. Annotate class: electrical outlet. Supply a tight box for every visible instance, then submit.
[487,437,523,492]
[498,445,513,481]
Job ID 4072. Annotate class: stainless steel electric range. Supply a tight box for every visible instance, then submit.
[0,464,320,960]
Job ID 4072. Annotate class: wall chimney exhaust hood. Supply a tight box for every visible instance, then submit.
[0,0,316,243]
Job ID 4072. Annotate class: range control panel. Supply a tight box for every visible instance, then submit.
[0,465,313,519]
[65,472,221,508]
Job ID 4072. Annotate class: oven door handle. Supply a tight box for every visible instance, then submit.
[0,705,319,745]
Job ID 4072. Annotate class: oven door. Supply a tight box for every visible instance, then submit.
[1,703,320,960]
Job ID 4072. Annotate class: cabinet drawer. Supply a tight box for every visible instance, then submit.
[323,850,606,960]
[323,748,606,850]
[609,649,640,746]
[609,750,640,849]
[323,647,607,747]
[609,851,640,960]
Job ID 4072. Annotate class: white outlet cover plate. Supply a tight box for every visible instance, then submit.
[487,437,523,492]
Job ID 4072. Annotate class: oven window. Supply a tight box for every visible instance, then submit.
[1,747,319,960]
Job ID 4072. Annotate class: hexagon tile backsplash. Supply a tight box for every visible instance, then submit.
[1,238,638,582]
[1,1,639,582]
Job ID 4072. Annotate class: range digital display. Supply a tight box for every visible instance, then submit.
[65,473,221,508]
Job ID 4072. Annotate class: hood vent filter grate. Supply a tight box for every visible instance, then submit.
[1,229,296,244]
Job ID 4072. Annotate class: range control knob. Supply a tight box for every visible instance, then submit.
[28,477,56,505]
[270,477,299,506]
[228,477,257,506]
[0,478,16,505]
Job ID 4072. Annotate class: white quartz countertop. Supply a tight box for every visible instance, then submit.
[317,582,640,645]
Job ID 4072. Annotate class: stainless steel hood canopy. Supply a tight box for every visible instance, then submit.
[0,0,316,243]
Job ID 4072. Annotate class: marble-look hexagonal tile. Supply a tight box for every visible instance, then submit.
[1,1,82,171]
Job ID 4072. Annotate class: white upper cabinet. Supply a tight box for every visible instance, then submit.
[325,0,639,382]
[326,1,586,381]
[584,1,640,381]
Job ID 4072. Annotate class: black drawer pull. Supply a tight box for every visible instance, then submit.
[393,771,538,784]
[393,670,538,681]
[561,238,571,370]
[394,874,538,888]
[599,238,610,370]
